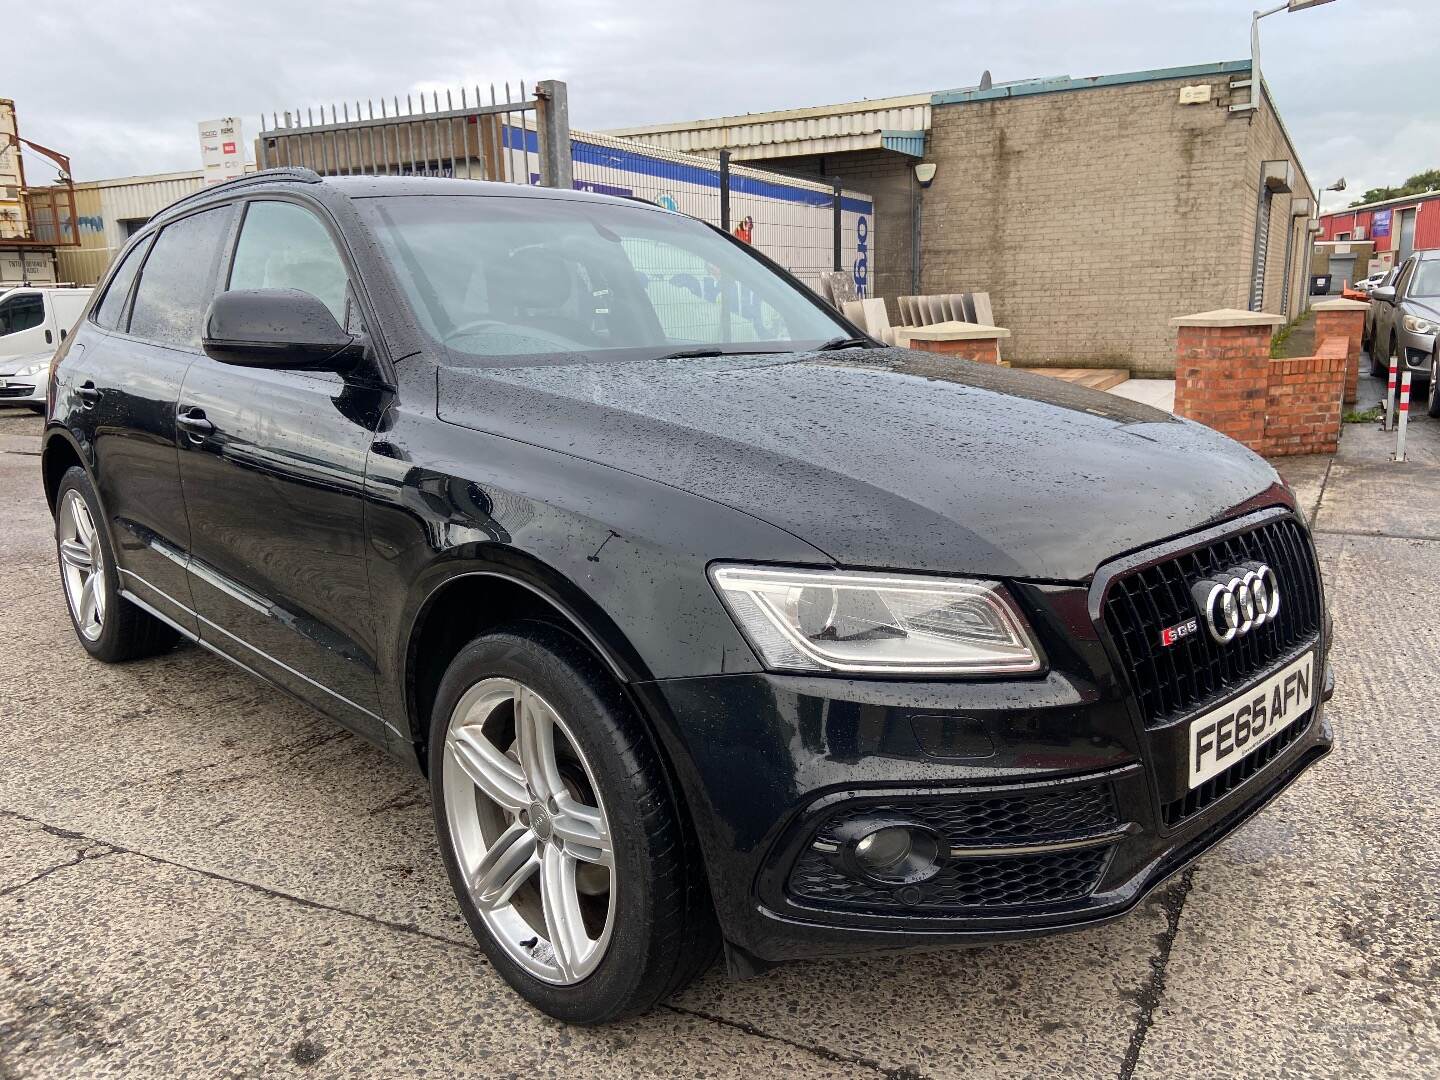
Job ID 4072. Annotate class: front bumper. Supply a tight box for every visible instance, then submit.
[1396,324,1436,376]
[632,513,1332,966]
[0,375,43,405]
[636,664,1330,964]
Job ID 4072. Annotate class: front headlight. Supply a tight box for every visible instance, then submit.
[11,360,48,379]
[1402,314,1437,336]
[709,565,1042,675]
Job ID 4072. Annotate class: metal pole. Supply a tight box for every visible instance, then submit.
[832,177,843,273]
[719,150,731,232]
[534,79,572,189]
[1385,351,1398,431]
[1396,371,1411,461]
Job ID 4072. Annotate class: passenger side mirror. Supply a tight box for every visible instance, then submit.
[203,289,363,370]
[1371,286,1397,303]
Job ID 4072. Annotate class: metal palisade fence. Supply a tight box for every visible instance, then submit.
[255,81,873,298]
[256,81,572,187]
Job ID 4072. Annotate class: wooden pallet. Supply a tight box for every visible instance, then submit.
[1018,367,1130,391]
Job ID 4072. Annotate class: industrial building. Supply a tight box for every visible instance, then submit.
[608,60,1316,376]
[1316,189,1440,282]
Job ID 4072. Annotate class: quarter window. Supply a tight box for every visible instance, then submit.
[92,236,152,331]
[129,205,233,348]
[228,201,350,324]
[0,293,44,338]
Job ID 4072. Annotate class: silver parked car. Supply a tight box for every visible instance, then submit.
[0,349,51,410]
[1367,251,1440,410]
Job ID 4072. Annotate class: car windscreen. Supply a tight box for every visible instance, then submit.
[1409,260,1440,298]
[356,194,849,361]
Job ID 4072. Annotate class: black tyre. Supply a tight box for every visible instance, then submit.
[428,624,718,1023]
[1369,333,1388,376]
[54,466,179,662]
[1428,354,1440,419]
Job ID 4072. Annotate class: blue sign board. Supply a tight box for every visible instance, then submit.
[1372,209,1392,238]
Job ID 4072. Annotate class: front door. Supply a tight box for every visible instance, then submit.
[176,197,388,735]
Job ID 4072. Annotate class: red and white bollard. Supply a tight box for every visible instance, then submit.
[1385,352,1399,431]
[1395,371,1411,462]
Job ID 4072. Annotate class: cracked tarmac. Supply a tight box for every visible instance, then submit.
[1,374,1436,1078]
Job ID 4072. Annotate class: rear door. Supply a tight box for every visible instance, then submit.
[76,203,235,632]
[175,196,387,733]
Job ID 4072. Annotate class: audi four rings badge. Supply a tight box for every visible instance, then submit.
[1190,564,1281,644]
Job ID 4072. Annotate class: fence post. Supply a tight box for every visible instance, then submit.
[832,177,843,272]
[719,150,731,233]
[534,80,572,189]
[1396,371,1411,462]
[1385,351,1398,431]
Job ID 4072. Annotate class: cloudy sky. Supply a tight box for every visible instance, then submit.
[9,0,1429,212]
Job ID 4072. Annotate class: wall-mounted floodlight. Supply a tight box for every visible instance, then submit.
[914,163,937,188]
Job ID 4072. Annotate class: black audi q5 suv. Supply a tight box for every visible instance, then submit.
[42,168,1332,1023]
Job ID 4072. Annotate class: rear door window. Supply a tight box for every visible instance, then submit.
[129,205,234,348]
[92,236,153,331]
[0,293,44,338]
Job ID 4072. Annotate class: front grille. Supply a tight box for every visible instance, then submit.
[1101,516,1322,729]
[790,845,1111,911]
[1162,711,1311,826]
[0,384,35,398]
[787,782,1117,914]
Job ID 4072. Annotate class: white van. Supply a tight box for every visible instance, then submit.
[0,287,92,362]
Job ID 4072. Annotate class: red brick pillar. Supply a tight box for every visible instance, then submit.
[902,324,1010,364]
[1310,298,1369,405]
[1171,309,1284,454]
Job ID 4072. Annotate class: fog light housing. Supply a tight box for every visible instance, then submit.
[849,824,941,884]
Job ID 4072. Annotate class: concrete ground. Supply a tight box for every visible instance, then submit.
[1,375,1437,1079]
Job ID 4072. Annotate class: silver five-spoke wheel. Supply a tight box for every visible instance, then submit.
[442,678,615,985]
[58,488,105,641]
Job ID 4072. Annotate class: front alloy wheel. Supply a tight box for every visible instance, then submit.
[428,627,718,1022]
[442,677,615,984]
[1428,354,1440,418]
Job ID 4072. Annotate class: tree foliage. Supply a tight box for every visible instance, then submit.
[1351,168,1440,207]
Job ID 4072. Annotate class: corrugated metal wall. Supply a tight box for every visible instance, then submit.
[608,97,931,160]
[48,172,204,283]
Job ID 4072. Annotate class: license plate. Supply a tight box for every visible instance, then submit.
[1188,651,1314,789]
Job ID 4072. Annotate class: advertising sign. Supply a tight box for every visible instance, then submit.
[199,118,245,185]
[1372,209,1392,238]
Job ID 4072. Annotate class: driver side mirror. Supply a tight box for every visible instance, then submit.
[1371,286,1397,303]
[203,288,364,370]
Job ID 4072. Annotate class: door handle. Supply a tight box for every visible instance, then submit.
[176,407,215,441]
[78,381,99,409]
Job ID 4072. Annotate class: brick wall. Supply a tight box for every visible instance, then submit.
[908,336,1003,364]
[1173,312,1345,457]
[1173,324,1272,449]
[1312,303,1366,404]
[922,75,1313,376]
[1264,338,1346,456]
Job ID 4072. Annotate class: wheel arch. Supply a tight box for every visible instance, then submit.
[41,426,90,513]
[401,549,655,773]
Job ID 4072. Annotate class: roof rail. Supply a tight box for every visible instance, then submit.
[158,166,324,218]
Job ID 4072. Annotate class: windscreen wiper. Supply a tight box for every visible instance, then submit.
[657,347,728,359]
[813,336,872,351]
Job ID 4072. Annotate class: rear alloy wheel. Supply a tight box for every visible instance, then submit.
[429,626,718,1023]
[54,466,178,662]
